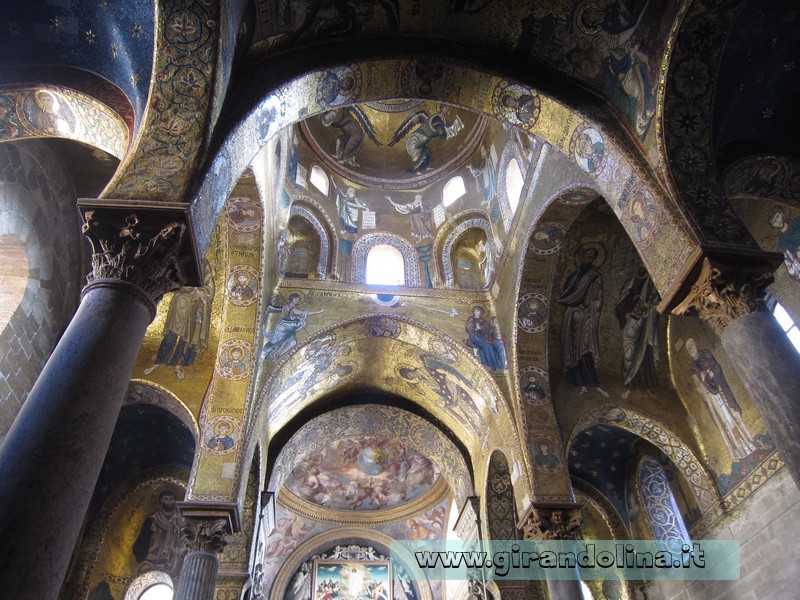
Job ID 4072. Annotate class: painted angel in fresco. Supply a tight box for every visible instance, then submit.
[320,105,381,167]
[615,266,660,399]
[388,104,464,173]
[143,262,215,380]
[684,338,757,460]
[260,293,324,363]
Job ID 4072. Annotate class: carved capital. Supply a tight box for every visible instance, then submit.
[672,257,772,336]
[78,199,203,303]
[181,517,230,555]
[518,503,582,541]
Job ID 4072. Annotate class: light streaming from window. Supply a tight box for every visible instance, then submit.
[139,583,173,600]
[505,158,523,214]
[772,301,800,352]
[366,245,405,286]
[443,175,466,207]
[309,164,329,195]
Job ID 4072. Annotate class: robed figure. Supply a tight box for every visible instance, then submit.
[615,266,660,398]
[557,247,607,395]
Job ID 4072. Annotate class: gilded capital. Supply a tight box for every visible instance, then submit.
[519,503,582,541]
[672,257,772,336]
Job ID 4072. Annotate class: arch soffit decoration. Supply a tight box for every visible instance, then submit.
[286,202,332,279]
[188,58,699,301]
[0,83,130,158]
[351,232,421,286]
[568,405,719,513]
[247,315,511,467]
[126,379,200,442]
[571,477,631,541]
[437,211,496,289]
[268,404,472,507]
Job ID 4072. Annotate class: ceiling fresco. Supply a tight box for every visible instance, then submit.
[284,435,440,511]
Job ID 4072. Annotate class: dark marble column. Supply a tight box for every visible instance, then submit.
[174,506,234,600]
[519,503,584,600]
[673,257,800,489]
[0,207,191,599]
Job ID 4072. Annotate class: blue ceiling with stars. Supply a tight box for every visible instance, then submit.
[569,425,640,526]
[714,0,800,167]
[1,0,154,124]
[87,404,195,523]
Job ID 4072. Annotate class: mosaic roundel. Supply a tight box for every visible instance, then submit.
[316,65,362,108]
[529,222,566,255]
[401,59,456,99]
[517,293,548,334]
[285,436,440,511]
[570,124,605,175]
[226,198,262,232]
[624,187,658,247]
[519,366,550,406]
[226,265,259,306]
[491,81,541,129]
[531,434,562,473]
[203,416,241,456]
[216,339,253,381]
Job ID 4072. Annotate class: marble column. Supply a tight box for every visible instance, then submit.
[673,257,800,489]
[0,208,191,599]
[519,503,584,600]
[174,505,234,600]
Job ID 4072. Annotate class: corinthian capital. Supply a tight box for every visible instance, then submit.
[181,517,230,555]
[672,257,773,336]
[519,503,582,541]
[79,199,200,303]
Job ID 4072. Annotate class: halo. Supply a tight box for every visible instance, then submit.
[573,242,606,268]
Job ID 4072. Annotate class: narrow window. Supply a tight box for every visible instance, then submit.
[443,175,466,207]
[309,164,329,195]
[771,300,800,352]
[366,244,404,286]
[505,158,523,214]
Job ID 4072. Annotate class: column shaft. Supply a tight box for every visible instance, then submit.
[0,280,154,599]
[720,311,800,488]
[174,551,220,600]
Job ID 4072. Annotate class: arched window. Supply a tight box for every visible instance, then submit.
[309,164,329,196]
[139,583,173,600]
[366,244,405,286]
[637,458,690,542]
[768,296,800,352]
[505,158,524,214]
[0,234,29,333]
[443,175,466,207]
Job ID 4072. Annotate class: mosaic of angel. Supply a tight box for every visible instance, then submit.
[388,104,464,173]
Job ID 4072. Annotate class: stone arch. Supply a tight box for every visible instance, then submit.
[351,232,422,286]
[569,405,719,512]
[188,57,698,299]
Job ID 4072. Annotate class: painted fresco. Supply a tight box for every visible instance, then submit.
[285,436,440,511]
[313,559,391,599]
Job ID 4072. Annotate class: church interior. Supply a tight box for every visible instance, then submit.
[1,1,800,599]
